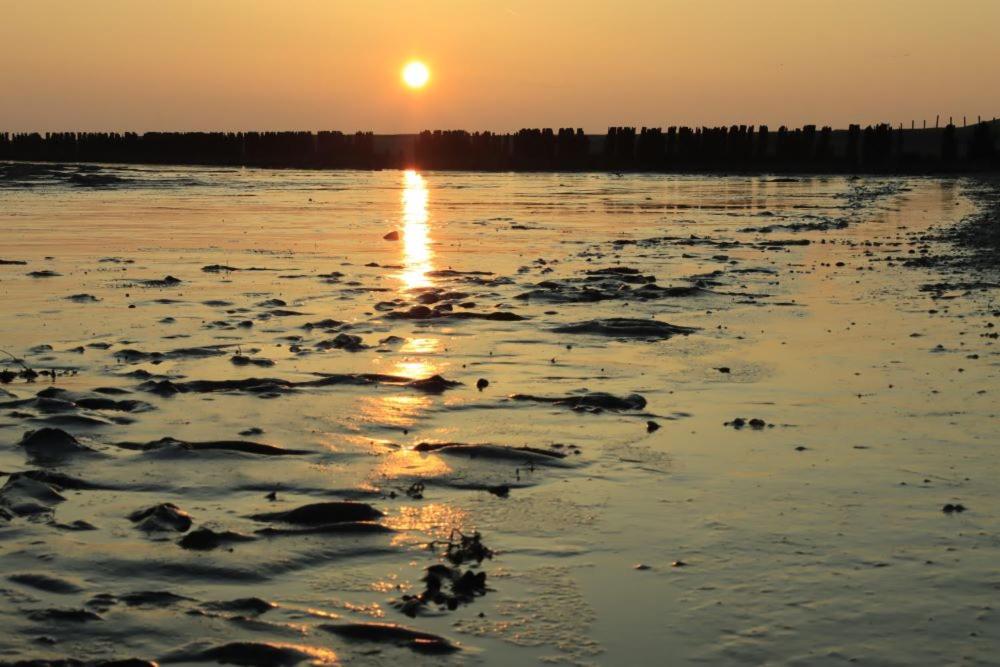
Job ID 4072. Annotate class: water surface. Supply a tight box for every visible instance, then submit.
[0,165,997,665]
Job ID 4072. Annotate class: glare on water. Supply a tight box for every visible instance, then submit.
[400,169,432,290]
[0,165,995,664]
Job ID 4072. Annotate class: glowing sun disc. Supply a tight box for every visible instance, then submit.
[402,61,430,89]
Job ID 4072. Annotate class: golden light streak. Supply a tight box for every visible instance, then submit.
[400,170,433,290]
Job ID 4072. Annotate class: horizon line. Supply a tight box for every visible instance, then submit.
[4,117,1000,137]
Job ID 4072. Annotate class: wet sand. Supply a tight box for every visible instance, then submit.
[0,164,998,665]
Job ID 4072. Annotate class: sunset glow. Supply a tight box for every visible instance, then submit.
[1,2,997,130]
[401,61,430,90]
[2,3,999,664]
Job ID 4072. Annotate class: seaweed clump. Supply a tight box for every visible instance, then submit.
[393,530,494,618]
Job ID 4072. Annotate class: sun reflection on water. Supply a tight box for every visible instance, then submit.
[390,337,444,379]
[401,337,442,355]
[400,170,432,290]
[373,447,454,482]
[350,170,450,452]
[391,358,439,380]
[357,339,445,430]
[355,393,433,430]
[383,501,471,542]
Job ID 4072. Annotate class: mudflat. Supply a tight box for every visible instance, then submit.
[0,163,997,665]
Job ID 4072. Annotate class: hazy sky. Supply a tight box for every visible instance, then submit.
[2,0,998,133]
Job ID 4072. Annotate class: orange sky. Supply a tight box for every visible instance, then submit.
[2,0,998,133]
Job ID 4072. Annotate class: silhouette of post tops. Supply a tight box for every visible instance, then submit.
[0,122,997,173]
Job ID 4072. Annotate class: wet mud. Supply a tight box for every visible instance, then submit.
[0,166,998,665]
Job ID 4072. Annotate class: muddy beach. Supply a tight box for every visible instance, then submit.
[0,164,998,665]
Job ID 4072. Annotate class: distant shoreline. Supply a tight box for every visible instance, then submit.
[2,122,998,174]
[3,159,998,179]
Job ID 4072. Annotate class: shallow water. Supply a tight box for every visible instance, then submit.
[0,164,998,665]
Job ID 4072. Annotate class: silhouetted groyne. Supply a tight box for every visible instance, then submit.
[1,122,997,173]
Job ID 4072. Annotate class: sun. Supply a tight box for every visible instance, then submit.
[402,61,430,89]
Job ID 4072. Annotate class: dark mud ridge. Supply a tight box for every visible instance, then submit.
[114,436,311,456]
[139,373,462,397]
[321,622,459,653]
[414,442,571,464]
[511,391,648,412]
[552,317,698,339]
[517,276,710,304]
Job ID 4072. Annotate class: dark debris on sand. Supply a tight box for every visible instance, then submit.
[393,530,494,618]
[394,564,488,618]
[903,179,1000,278]
[724,417,772,429]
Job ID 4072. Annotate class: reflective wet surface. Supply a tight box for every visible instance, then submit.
[0,165,998,665]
